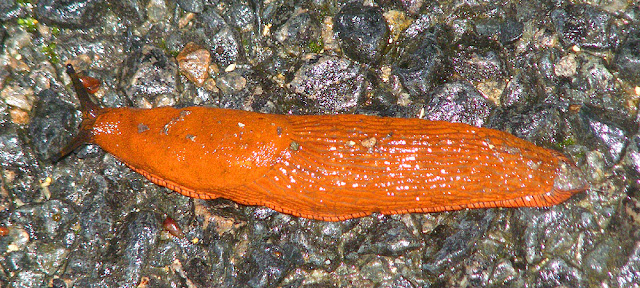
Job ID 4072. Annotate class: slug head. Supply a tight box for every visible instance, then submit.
[50,64,103,162]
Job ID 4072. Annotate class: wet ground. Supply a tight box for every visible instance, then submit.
[1,0,639,287]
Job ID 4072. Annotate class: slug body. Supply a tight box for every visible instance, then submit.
[60,65,588,221]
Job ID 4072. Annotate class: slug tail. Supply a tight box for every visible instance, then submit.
[51,64,101,162]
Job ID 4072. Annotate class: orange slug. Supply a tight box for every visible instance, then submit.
[57,64,588,221]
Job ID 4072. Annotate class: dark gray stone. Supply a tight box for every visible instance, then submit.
[393,25,449,97]
[572,106,629,166]
[201,8,242,67]
[500,18,524,44]
[624,134,640,177]
[452,49,504,82]
[110,0,147,24]
[28,89,77,161]
[551,4,621,49]
[237,243,302,288]
[0,0,24,21]
[335,3,389,64]
[356,221,421,256]
[537,259,585,287]
[289,55,364,113]
[275,9,322,56]
[35,0,106,28]
[424,81,495,127]
[615,28,640,85]
[177,0,203,13]
[94,211,161,286]
[488,104,564,146]
[423,211,494,275]
[121,45,178,107]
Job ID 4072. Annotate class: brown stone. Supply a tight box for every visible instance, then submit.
[176,42,211,87]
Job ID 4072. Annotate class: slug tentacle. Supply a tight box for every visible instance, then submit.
[51,64,103,162]
[66,64,101,119]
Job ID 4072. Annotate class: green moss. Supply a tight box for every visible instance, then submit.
[555,137,576,150]
[41,43,59,64]
[17,17,38,33]
[16,0,34,6]
[307,38,324,53]
[242,38,251,54]
[159,39,179,57]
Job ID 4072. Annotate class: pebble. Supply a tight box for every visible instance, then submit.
[177,42,211,87]
[335,3,389,64]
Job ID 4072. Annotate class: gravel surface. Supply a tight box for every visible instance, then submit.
[1,0,639,287]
